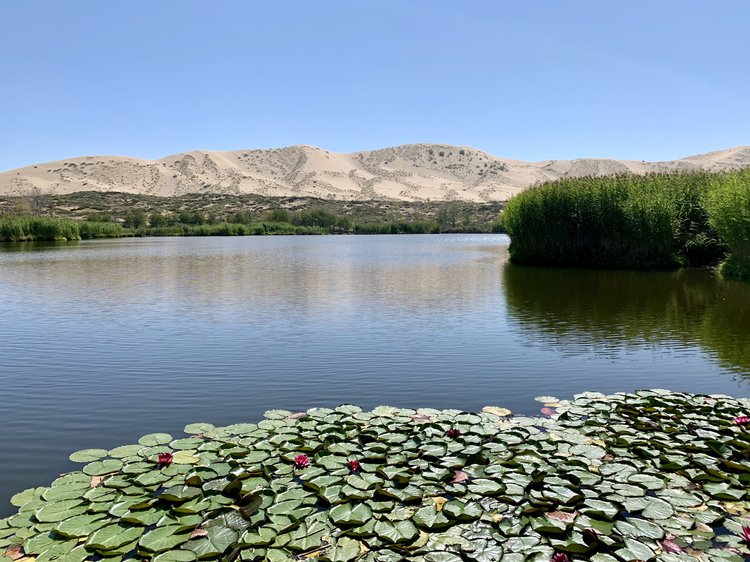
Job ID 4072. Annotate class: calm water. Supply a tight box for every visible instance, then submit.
[1,234,749,515]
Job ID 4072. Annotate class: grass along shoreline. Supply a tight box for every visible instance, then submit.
[0,212,500,242]
[3,390,750,562]
[0,191,504,242]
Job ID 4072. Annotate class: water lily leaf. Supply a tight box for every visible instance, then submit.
[30,537,78,560]
[109,444,145,458]
[264,549,293,562]
[424,551,463,562]
[467,479,503,495]
[83,459,123,476]
[139,433,173,446]
[24,533,62,555]
[121,508,165,526]
[160,485,202,502]
[173,496,211,514]
[34,500,86,522]
[374,519,419,544]
[589,555,619,562]
[324,537,361,562]
[139,526,192,553]
[152,550,198,562]
[467,539,504,562]
[482,406,512,417]
[9,488,43,508]
[185,525,238,558]
[85,523,144,552]
[615,518,664,540]
[443,500,483,521]
[615,537,655,561]
[642,497,674,520]
[329,503,372,526]
[69,449,109,463]
[581,499,619,520]
[53,514,109,538]
[171,451,200,465]
[46,544,89,562]
[264,410,292,420]
[548,531,590,554]
[413,506,451,530]
[240,527,277,547]
[184,423,214,435]
[285,528,326,551]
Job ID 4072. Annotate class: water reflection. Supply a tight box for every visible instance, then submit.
[503,264,750,375]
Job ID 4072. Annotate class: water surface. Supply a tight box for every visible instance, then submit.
[1,235,748,515]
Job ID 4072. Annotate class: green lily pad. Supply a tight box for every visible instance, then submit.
[139,433,173,446]
[85,523,144,552]
[139,526,192,553]
[69,448,109,463]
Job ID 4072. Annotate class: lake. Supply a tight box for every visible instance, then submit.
[1,234,749,515]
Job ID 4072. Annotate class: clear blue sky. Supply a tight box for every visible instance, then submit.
[1,0,748,170]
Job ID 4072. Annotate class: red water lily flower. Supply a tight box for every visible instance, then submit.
[446,428,461,438]
[348,459,362,472]
[294,454,310,469]
[733,416,750,426]
[551,553,570,562]
[660,538,682,553]
[157,452,173,467]
[741,525,750,546]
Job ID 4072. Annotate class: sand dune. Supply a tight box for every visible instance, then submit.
[1,144,748,202]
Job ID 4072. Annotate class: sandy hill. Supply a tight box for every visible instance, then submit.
[1,144,748,202]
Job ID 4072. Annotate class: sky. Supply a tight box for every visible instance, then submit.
[0,0,748,170]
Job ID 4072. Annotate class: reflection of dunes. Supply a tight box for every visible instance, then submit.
[503,264,750,374]
[1,238,506,319]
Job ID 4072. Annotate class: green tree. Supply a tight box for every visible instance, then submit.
[265,208,292,223]
[149,212,168,227]
[123,210,147,228]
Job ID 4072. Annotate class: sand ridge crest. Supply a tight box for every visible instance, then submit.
[1,144,748,202]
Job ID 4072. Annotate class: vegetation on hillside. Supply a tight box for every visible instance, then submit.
[0,192,504,235]
[0,192,504,241]
[501,170,750,278]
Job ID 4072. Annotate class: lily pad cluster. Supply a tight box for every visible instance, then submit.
[2,391,750,562]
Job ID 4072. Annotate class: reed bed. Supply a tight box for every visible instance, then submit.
[502,171,726,270]
[706,168,750,279]
[0,216,128,242]
[353,221,440,234]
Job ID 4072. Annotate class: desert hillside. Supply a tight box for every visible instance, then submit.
[1,144,749,202]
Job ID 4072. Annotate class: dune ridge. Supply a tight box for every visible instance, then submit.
[2,144,749,202]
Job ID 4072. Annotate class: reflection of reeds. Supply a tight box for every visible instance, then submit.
[502,172,724,270]
[0,216,126,241]
[503,264,750,374]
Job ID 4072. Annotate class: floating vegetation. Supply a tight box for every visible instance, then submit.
[3,391,750,561]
